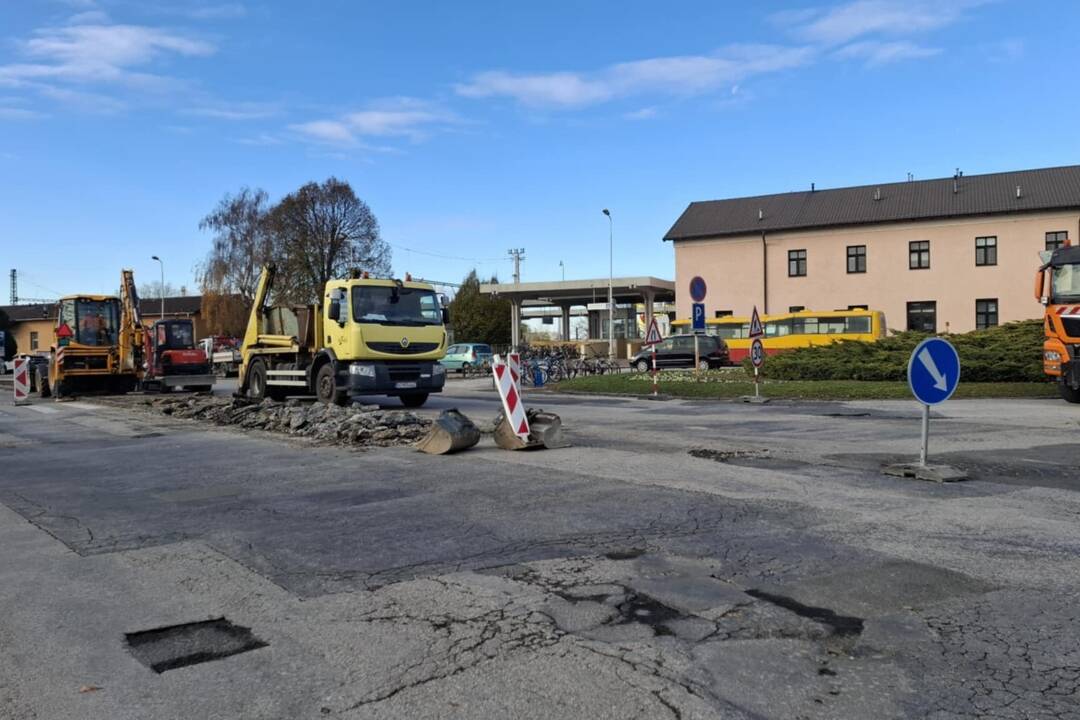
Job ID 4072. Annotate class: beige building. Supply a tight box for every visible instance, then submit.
[664,165,1080,333]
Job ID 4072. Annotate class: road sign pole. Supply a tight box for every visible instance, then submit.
[754,367,760,398]
[651,346,658,396]
[694,334,700,375]
[919,403,929,467]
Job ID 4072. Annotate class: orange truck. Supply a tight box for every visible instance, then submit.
[1035,244,1080,402]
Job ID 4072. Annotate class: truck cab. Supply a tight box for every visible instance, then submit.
[323,276,448,404]
[1035,245,1080,402]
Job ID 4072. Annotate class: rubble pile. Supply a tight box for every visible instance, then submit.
[147,395,431,447]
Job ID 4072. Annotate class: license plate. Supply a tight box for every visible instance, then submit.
[396,381,417,389]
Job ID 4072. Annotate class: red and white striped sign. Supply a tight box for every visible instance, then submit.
[1055,306,1080,316]
[12,358,30,404]
[492,357,529,439]
[507,352,521,396]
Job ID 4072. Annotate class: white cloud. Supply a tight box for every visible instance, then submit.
[455,44,814,109]
[235,132,283,146]
[0,19,213,90]
[185,101,278,120]
[834,40,942,65]
[37,84,126,113]
[185,4,247,20]
[289,120,357,145]
[0,106,47,120]
[624,106,658,120]
[777,0,987,45]
[291,99,458,146]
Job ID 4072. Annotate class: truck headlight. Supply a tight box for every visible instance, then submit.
[1044,351,1062,362]
[433,364,446,375]
[349,363,376,377]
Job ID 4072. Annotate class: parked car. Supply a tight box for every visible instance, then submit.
[630,334,729,372]
[441,343,494,372]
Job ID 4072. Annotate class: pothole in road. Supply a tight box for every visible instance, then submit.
[688,448,770,463]
[613,592,685,636]
[604,547,647,560]
[125,617,268,673]
[745,589,864,638]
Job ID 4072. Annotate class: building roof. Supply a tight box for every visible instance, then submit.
[664,165,1080,241]
[0,296,203,322]
[139,295,202,317]
[480,277,675,304]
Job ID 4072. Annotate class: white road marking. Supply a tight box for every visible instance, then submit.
[23,405,59,414]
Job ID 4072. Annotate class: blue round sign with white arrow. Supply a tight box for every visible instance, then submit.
[907,337,960,405]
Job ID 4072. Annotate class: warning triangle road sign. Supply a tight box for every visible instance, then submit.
[643,317,663,345]
[749,306,764,338]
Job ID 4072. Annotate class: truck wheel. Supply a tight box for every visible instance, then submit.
[37,370,51,398]
[248,361,268,401]
[400,393,429,408]
[1060,382,1080,404]
[315,364,346,406]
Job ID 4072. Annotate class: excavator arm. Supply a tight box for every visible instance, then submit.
[118,269,144,375]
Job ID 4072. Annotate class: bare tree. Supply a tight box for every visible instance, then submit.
[197,188,275,335]
[198,187,275,303]
[268,178,391,304]
[138,281,179,299]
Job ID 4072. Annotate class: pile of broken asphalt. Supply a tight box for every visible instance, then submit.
[143,395,432,448]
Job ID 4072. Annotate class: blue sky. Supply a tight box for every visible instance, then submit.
[1,0,1077,299]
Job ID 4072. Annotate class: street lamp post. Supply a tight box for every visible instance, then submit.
[151,255,165,320]
[559,260,565,281]
[601,209,615,359]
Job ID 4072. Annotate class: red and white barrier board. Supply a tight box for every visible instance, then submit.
[492,357,529,439]
[12,358,30,405]
[507,352,521,396]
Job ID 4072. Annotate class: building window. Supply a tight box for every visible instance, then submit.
[788,305,805,312]
[909,241,930,269]
[1046,231,1068,251]
[30,331,38,350]
[714,310,733,318]
[788,249,807,277]
[976,299,998,330]
[975,236,997,266]
[846,245,866,273]
[907,301,937,333]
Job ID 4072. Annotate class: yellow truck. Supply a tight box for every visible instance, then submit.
[1035,244,1080,402]
[237,265,449,407]
[38,269,143,398]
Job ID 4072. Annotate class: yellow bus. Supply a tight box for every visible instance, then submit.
[672,308,886,364]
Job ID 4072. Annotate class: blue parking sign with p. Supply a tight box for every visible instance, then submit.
[692,303,706,332]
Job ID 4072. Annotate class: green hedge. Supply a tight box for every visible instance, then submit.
[744,320,1046,383]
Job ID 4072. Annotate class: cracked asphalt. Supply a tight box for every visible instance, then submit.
[0,379,1078,719]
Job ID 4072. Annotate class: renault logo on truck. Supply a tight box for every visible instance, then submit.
[400,337,410,348]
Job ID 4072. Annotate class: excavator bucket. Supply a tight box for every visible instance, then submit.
[416,409,481,455]
[493,408,567,450]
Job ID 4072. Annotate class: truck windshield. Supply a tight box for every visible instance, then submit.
[1052,263,1080,301]
[352,286,441,326]
[62,298,120,346]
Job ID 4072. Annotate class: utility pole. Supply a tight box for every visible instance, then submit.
[602,209,614,360]
[507,248,526,348]
[151,256,165,320]
[508,248,525,284]
[9,269,16,304]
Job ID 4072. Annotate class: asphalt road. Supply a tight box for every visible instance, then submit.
[1,382,1078,719]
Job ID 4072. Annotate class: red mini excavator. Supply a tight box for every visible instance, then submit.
[141,318,215,393]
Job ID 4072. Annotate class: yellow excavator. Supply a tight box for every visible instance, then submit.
[38,269,144,398]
